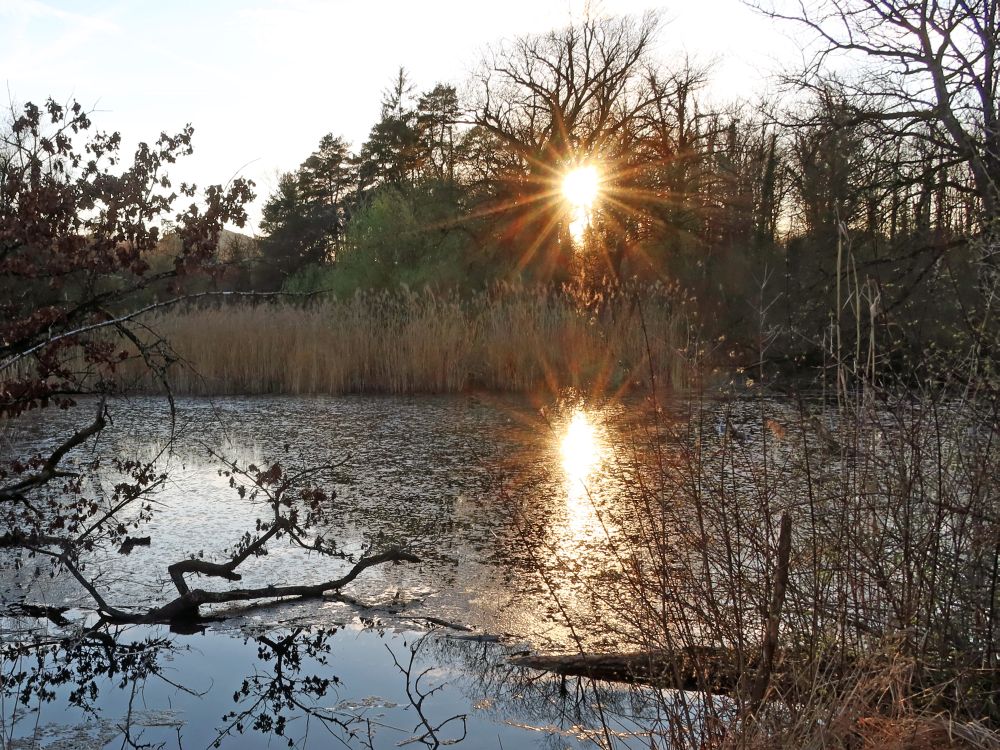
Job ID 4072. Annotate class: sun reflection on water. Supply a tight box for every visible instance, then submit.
[558,409,606,539]
[561,410,599,482]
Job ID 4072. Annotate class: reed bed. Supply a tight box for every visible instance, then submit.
[119,286,687,395]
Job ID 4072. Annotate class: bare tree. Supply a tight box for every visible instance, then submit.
[476,12,660,162]
[0,100,417,627]
[472,12,662,279]
[754,0,1000,272]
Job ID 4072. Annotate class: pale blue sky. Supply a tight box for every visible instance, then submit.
[1,0,798,229]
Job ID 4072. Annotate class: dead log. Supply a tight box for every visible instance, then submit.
[133,547,421,623]
[510,647,743,694]
[510,517,796,700]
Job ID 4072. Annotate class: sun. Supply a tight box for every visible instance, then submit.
[562,165,601,243]
[562,165,600,210]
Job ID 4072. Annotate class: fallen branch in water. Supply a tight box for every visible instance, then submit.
[6,446,422,625]
[135,548,421,623]
[510,647,742,694]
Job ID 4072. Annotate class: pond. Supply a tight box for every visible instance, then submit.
[0,617,673,749]
[0,393,776,749]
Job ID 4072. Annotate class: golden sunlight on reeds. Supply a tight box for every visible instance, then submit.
[121,286,687,395]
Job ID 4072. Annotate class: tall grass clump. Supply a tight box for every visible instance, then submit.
[119,283,687,395]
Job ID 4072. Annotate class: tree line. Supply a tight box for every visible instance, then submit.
[248,3,996,368]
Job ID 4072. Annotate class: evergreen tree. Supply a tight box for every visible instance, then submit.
[358,68,423,189]
[417,84,463,182]
[299,134,356,258]
[258,134,357,285]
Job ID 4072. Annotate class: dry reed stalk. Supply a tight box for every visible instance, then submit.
[499,267,998,747]
[110,286,687,395]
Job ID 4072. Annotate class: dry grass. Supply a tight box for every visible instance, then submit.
[117,285,688,395]
[508,379,1000,748]
[502,241,998,747]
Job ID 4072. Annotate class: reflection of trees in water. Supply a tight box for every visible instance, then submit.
[0,615,712,749]
[421,632,719,749]
[0,619,375,749]
[1,618,177,748]
[1,621,164,710]
[218,626,371,748]
[385,634,468,748]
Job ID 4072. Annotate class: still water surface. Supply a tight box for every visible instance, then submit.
[0,393,757,748]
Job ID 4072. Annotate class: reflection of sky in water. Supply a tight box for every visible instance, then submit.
[1,396,648,652]
[1,397,612,644]
[0,393,794,654]
[0,621,668,750]
[0,393,818,748]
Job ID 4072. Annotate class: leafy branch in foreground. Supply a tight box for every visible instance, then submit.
[2,448,420,623]
[0,99,417,625]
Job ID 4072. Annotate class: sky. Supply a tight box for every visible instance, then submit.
[0,0,801,230]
